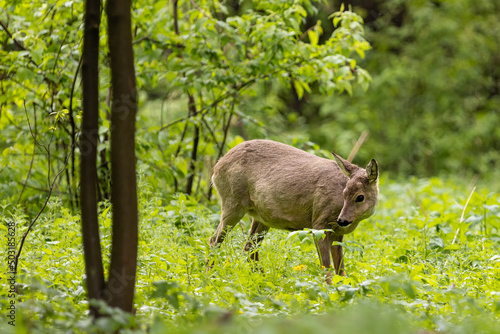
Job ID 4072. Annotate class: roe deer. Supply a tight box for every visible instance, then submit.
[208,139,379,283]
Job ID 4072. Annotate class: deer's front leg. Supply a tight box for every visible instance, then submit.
[331,234,345,276]
[314,230,333,284]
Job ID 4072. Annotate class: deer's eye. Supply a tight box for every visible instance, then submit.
[355,195,364,203]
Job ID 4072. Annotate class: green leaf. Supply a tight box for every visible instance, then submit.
[312,229,325,240]
[333,16,341,27]
[174,158,188,177]
[308,30,318,46]
[16,67,35,82]
[294,80,304,99]
[298,230,309,241]
[444,244,460,251]
[31,48,43,64]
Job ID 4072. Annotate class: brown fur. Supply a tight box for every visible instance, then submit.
[208,139,379,283]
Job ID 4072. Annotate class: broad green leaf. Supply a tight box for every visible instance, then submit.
[308,30,318,46]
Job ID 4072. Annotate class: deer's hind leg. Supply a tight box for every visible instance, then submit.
[243,218,269,262]
[209,202,245,247]
[207,201,245,272]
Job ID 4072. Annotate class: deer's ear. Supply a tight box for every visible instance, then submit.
[332,152,357,178]
[366,159,379,184]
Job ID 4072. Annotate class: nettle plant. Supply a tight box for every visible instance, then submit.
[134,0,371,197]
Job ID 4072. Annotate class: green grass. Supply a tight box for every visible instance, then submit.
[1,175,500,333]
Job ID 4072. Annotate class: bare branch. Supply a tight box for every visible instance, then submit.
[347,130,369,162]
[0,20,27,51]
[14,104,75,272]
[158,78,257,132]
[451,186,477,245]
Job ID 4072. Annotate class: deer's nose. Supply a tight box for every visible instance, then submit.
[337,219,351,227]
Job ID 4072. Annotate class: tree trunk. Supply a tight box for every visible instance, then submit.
[185,95,199,196]
[105,0,138,313]
[80,0,105,318]
[172,1,199,196]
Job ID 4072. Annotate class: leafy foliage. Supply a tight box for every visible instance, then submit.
[2,173,500,333]
[1,0,371,208]
[284,0,500,176]
[134,0,371,197]
[1,0,88,208]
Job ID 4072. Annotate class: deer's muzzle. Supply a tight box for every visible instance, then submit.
[337,219,352,227]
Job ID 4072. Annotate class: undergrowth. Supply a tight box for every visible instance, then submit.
[1,175,500,333]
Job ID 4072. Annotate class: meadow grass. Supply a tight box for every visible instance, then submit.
[1,175,500,333]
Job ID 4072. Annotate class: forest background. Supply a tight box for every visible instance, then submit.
[1,0,500,333]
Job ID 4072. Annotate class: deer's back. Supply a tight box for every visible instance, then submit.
[213,140,347,229]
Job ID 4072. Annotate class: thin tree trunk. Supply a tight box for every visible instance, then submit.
[185,94,199,195]
[105,0,138,313]
[69,57,82,210]
[80,0,105,318]
[172,0,199,196]
[207,109,233,200]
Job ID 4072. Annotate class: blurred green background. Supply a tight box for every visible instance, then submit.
[241,0,500,177]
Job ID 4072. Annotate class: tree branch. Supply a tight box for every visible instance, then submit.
[14,103,75,273]
[0,20,27,51]
[158,78,257,132]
